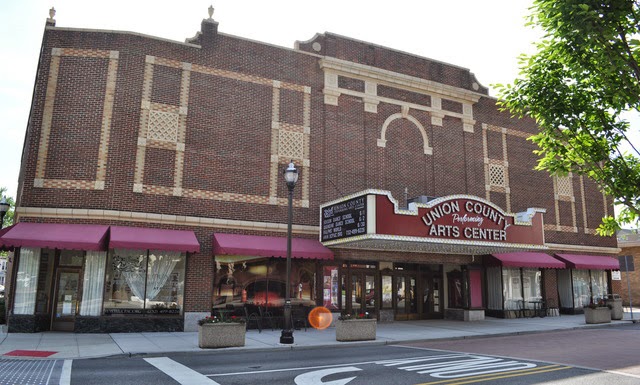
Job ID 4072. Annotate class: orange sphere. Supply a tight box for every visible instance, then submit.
[308,306,333,330]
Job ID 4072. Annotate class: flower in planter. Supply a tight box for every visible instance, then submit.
[198,315,245,326]
[338,311,372,320]
[585,299,610,310]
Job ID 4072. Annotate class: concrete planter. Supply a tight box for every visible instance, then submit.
[584,307,611,324]
[606,298,623,320]
[198,322,246,348]
[336,319,376,342]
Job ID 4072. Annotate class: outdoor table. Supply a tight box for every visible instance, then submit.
[528,300,546,317]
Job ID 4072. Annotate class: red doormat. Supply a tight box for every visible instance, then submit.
[4,350,57,357]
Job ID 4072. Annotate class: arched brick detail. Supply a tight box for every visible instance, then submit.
[377,112,432,155]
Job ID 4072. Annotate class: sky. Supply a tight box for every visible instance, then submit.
[0,0,545,200]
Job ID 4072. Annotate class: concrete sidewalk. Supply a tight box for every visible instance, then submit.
[0,313,637,360]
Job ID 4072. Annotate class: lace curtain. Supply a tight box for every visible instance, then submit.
[557,269,573,309]
[80,251,107,316]
[13,247,41,315]
[145,251,179,301]
[114,250,179,303]
[502,267,522,310]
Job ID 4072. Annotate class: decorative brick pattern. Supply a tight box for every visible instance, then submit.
[553,174,577,232]
[483,124,511,211]
[34,48,118,190]
[134,56,310,207]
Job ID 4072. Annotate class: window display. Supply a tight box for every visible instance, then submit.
[104,249,185,315]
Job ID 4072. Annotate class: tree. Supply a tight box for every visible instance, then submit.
[496,0,640,236]
[0,187,15,229]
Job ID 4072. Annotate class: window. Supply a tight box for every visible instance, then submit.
[13,247,41,315]
[103,249,185,315]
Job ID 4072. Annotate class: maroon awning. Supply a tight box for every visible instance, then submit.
[212,233,334,260]
[554,253,620,270]
[490,252,566,269]
[0,224,16,251]
[109,226,200,253]
[0,222,109,251]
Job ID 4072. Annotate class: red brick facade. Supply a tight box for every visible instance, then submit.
[9,14,620,329]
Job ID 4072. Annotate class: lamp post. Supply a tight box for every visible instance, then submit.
[280,160,298,344]
[0,196,9,229]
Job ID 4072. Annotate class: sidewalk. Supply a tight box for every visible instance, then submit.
[0,313,637,360]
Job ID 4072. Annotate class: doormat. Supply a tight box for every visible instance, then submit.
[4,350,57,357]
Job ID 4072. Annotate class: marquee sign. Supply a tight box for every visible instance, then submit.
[320,190,546,250]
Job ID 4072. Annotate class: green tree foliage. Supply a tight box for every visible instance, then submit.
[496,0,640,236]
[0,187,15,229]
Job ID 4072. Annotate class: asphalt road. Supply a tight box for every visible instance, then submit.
[2,325,639,385]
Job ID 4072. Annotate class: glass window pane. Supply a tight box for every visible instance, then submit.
[80,251,106,316]
[145,251,184,315]
[502,267,522,310]
[572,270,590,308]
[322,266,339,310]
[522,268,542,309]
[381,275,392,308]
[13,247,41,315]
[590,270,608,303]
[103,249,147,314]
[35,249,55,314]
[396,277,406,312]
[352,275,363,311]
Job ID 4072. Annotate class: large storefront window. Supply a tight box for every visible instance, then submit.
[522,268,542,309]
[13,247,41,315]
[80,251,107,316]
[214,257,316,310]
[486,267,502,310]
[502,268,522,310]
[572,269,590,308]
[590,270,608,302]
[323,266,339,310]
[104,249,185,315]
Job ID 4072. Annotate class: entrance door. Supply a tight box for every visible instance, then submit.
[51,269,80,331]
[395,275,418,320]
[350,272,376,315]
[420,274,442,319]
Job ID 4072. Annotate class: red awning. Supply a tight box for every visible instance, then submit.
[554,254,620,270]
[0,222,109,251]
[212,233,334,260]
[490,252,566,269]
[109,226,200,253]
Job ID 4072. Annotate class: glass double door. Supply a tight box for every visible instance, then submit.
[395,272,442,320]
[348,271,376,315]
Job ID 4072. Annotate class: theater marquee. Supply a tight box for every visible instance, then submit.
[320,190,547,253]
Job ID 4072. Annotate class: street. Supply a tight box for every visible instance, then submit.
[2,324,640,385]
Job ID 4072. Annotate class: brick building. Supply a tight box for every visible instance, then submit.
[1,9,621,333]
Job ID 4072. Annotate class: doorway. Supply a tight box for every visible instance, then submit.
[349,271,376,315]
[51,268,80,331]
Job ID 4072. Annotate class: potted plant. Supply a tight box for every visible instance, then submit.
[198,315,246,348]
[583,299,611,324]
[335,311,376,342]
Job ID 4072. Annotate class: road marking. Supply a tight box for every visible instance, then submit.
[59,360,72,385]
[416,365,570,385]
[294,366,362,385]
[144,357,221,385]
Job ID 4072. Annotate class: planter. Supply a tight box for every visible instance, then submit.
[198,322,245,348]
[584,307,611,324]
[606,298,623,320]
[335,319,377,342]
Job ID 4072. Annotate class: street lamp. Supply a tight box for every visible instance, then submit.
[280,160,298,344]
[0,196,9,229]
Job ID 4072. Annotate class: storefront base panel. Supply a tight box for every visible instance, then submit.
[75,317,184,333]
[445,309,485,321]
[379,309,394,323]
[8,315,51,333]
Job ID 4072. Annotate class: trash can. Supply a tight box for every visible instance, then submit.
[606,294,623,320]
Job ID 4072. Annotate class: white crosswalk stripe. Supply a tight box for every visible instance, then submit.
[144,357,221,385]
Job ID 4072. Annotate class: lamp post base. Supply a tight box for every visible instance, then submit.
[280,329,294,344]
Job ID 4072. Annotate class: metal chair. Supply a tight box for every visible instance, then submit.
[291,305,309,331]
[244,305,262,333]
[259,306,276,331]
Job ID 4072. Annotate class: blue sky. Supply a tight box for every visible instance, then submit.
[0,0,550,201]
